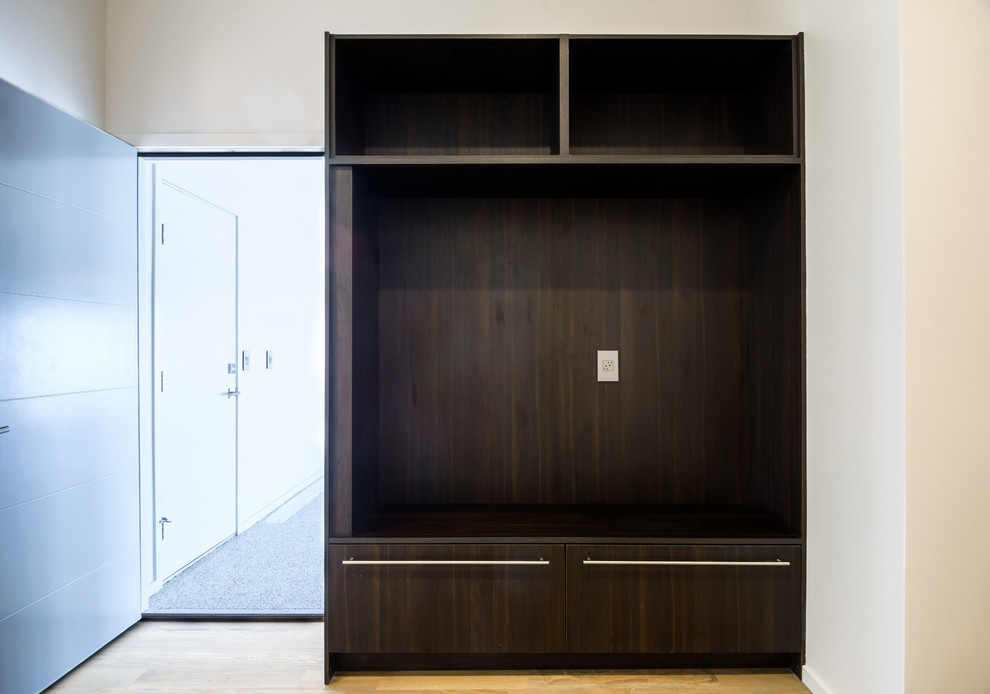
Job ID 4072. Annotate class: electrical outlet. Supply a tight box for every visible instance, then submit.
[598,350,619,382]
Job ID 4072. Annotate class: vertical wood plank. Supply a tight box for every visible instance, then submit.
[328,166,353,537]
[559,36,570,156]
[326,33,335,158]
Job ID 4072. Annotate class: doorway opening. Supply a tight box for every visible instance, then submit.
[137,155,325,616]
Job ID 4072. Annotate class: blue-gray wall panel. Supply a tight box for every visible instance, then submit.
[0,76,139,693]
[0,184,135,305]
[0,294,136,400]
[0,551,140,694]
[0,389,137,511]
[0,79,134,223]
[0,468,139,621]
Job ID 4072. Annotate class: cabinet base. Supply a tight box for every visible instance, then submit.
[327,652,802,681]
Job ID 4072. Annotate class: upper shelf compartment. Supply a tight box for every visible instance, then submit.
[568,37,798,156]
[331,36,560,156]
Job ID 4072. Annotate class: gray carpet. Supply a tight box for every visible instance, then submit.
[147,481,323,614]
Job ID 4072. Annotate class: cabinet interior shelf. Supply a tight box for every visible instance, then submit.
[333,159,799,197]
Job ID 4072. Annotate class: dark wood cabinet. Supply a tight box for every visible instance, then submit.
[326,33,805,680]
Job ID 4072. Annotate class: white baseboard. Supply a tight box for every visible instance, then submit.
[802,665,836,694]
[237,471,323,534]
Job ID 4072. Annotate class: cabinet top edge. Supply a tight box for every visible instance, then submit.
[327,33,801,41]
[327,155,803,166]
[329,537,804,546]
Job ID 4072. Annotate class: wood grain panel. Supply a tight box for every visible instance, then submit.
[745,169,803,535]
[376,197,748,507]
[327,166,354,537]
[328,544,564,653]
[360,92,556,156]
[570,92,749,155]
[351,171,381,532]
[566,545,802,654]
[568,38,795,156]
[333,38,559,156]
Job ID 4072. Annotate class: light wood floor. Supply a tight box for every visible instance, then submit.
[47,622,811,693]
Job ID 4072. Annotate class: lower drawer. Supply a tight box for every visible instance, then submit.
[328,544,565,653]
[566,544,802,653]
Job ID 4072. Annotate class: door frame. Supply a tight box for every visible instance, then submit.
[136,152,324,609]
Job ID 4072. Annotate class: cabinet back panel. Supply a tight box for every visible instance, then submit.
[570,92,751,155]
[376,197,750,506]
[569,38,794,155]
[334,37,559,156]
[359,92,557,156]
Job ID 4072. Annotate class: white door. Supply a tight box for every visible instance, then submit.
[153,174,238,581]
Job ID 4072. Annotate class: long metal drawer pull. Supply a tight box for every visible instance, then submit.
[0,426,9,434]
[583,559,790,567]
[343,559,549,566]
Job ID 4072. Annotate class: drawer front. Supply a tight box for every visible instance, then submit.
[567,545,802,654]
[329,544,564,653]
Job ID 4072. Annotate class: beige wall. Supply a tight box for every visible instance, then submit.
[902,1,990,691]
[104,0,757,148]
[0,0,107,127]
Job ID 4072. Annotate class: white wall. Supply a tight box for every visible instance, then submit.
[0,0,107,127]
[746,4,907,692]
[105,0,759,148]
[901,1,990,692]
[108,2,912,691]
[145,158,325,533]
[798,4,906,693]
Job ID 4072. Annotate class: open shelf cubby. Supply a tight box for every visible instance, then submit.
[331,37,561,156]
[568,37,797,155]
[328,162,803,542]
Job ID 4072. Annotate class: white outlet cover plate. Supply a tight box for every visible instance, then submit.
[598,350,619,382]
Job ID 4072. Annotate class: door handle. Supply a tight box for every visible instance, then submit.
[0,426,9,434]
[227,389,240,398]
[582,559,790,567]
[342,559,550,566]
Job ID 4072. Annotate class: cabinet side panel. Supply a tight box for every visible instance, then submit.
[744,41,794,155]
[352,172,380,530]
[328,166,353,537]
[746,170,803,533]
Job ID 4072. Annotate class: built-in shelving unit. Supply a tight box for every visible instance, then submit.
[326,33,805,681]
